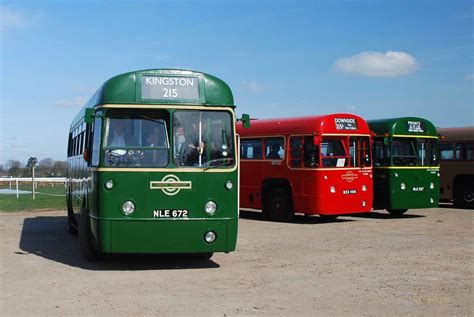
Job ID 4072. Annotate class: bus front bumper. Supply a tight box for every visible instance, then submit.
[91,217,237,254]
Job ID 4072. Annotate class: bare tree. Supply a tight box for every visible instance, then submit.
[51,161,67,176]
[39,158,55,176]
[6,160,23,177]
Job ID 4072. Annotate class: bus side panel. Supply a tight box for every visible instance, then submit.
[240,160,263,209]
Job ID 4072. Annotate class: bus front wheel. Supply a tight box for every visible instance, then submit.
[79,206,99,261]
[387,209,408,216]
[264,188,294,222]
[195,252,214,261]
[66,190,78,235]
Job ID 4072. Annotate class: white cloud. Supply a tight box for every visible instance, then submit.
[242,80,265,93]
[0,7,26,32]
[56,97,87,109]
[465,73,474,81]
[335,51,418,77]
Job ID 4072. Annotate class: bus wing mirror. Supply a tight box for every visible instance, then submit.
[241,114,251,129]
[85,109,95,124]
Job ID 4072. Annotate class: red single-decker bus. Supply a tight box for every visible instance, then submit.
[237,114,373,221]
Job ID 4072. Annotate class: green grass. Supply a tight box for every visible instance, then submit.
[0,184,66,212]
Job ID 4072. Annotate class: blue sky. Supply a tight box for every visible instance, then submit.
[0,0,473,165]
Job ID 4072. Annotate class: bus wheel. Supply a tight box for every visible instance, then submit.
[66,191,78,235]
[319,214,339,221]
[79,206,99,261]
[387,209,408,215]
[454,181,474,209]
[265,188,294,222]
[195,252,214,261]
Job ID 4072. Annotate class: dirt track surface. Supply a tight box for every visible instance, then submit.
[0,207,472,316]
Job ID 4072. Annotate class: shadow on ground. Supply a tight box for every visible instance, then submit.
[18,216,220,271]
[239,209,355,224]
[346,211,426,219]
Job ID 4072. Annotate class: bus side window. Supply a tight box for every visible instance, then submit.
[303,136,319,168]
[265,137,284,160]
[91,112,103,167]
[466,143,474,160]
[241,139,262,159]
[290,136,302,167]
[439,143,454,160]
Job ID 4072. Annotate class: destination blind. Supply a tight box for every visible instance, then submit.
[334,118,358,130]
[406,121,425,133]
[141,75,199,101]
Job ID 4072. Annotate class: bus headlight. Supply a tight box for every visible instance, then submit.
[225,180,233,190]
[122,201,135,215]
[330,186,336,193]
[105,180,114,190]
[400,183,406,190]
[362,200,367,207]
[362,185,367,192]
[430,182,435,189]
[204,201,217,215]
[204,231,216,244]
[394,173,399,178]
[430,197,434,204]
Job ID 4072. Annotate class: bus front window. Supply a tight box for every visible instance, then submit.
[173,110,234,168]
[321,138,348,168]
[103,110,169,167]
[349,136,371,167]
[418,138,438,166]
[391,138,417,166]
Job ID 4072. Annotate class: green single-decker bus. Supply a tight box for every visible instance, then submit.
[66,69,247,260]
[368,117,440,215]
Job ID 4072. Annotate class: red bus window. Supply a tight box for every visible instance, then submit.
[303,136,319,167]
[290,137,303,167]
[241,139,263,159]
[349,136,371,167]
[321,138,348,167]
[265,137,284,160]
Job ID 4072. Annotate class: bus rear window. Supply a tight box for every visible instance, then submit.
[321,138,348,168]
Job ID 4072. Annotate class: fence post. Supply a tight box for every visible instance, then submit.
[32,166,36,200]
[9,176,12,190]
[16,179,19,199]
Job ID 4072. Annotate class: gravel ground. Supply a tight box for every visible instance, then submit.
[0,207,472,316]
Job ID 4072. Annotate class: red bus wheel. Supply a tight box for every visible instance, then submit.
[265,188,294,222]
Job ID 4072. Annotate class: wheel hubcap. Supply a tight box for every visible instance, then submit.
[465,191,473,203]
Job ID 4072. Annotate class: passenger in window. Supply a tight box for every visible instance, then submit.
[146,126,167,147]
[178,123,205,166]
[108,120,128,147]
[304,142,319,167]
[267,143,281,159]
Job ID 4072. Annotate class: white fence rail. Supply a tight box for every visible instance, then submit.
[0,177,67,199]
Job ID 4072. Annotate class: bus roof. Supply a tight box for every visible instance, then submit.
[237,113,371,136]
[437,127,474,142]
[367,117,438,138]
[71,69,234,127]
